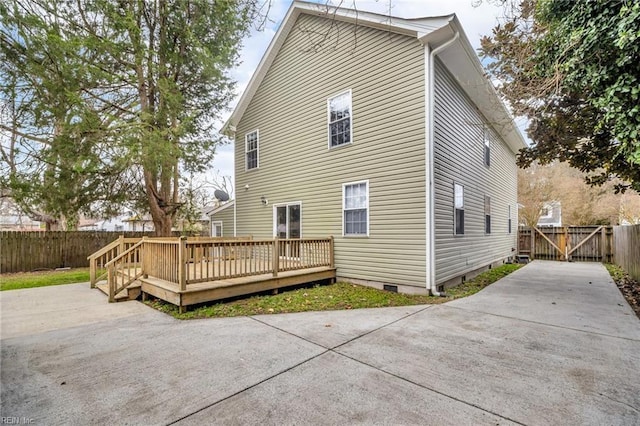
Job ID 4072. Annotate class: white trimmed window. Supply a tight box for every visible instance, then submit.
[328,91,352,148]
[484,127,491,167]
[245,130,259,170]
[212,221,223,237]
[454,183,464,235]
[343,180,368,236]
[485,195,491,234]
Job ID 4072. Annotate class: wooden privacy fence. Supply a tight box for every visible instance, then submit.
[518,226,613,262]
[613,225,640,281]
[0,231,157,273]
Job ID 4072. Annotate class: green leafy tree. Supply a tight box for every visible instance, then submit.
[1,2,134,229]
[1,0,258,234]
[480,0,640,192]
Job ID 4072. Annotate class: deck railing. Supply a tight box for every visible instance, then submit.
[87,236,142,287]
[183,237,334,285]
[90,236,334,299]
[105,239,145,302]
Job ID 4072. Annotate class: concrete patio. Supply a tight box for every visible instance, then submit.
[1,260,639,425]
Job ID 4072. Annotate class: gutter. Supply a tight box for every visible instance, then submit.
[425,31,460,297]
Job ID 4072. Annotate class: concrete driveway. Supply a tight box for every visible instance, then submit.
[1,261,639,425]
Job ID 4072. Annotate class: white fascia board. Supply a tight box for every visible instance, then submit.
[221,0,452,137]
[420,16,527,154]
[208,200,235,217]
[221,5,302,137]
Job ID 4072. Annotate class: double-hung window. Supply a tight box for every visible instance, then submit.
[484,127,491,167]
[328,91,352,148]
[454,183,464,235]
[485,195,491,234]
[245,130,259,170]
[343,181,368,236]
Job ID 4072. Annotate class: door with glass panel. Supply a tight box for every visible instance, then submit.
[274,203,301,258]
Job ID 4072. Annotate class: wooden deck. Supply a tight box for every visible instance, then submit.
[88,236,335,312]
[141,265,336,309]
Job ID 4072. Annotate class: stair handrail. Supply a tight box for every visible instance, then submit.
[105,239,146,302]
[88,236,124,288]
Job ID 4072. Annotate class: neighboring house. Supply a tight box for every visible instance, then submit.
[207,201,235,237]
[222,2,526,294]
[0,198,42,231]
[93,211,155,232]
[537,201,562,227]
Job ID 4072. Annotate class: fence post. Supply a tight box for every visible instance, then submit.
[178,236,187,291]
[272,237,279,277]
[530,228,535,260]
[600,227,606,262]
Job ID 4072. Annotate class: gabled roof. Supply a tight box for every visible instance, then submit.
[223,0,526,153]
[207,200,235,216]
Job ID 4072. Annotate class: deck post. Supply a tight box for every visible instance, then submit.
[89,256,96,288]
[141,236,148,278]
[272,237,279,277]
[178,236,187,291]
[329,236,335,269]
[107,265,115,303]
[118,235,125,256]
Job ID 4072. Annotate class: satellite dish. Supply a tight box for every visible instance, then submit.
[214,189,230,202]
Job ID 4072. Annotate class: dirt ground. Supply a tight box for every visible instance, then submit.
[615,272,640,319]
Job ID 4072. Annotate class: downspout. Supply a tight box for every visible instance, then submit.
[425,31,460,297]
[234,200,237,237]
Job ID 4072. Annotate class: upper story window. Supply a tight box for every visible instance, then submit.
[343,180,368,236]
[454,183,464,235]
[328,90,352,148]
[484,127,491,167]
[245,130,259,170]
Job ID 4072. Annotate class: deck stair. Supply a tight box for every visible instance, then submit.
[87,236,336,312]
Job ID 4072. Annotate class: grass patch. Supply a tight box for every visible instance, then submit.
[604,263,626,282]
[0,268,92,291]
[146,263,524,319]
[443,263,523,300]
[145,282,448,319]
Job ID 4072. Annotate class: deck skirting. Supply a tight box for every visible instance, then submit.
[140,266,336,309]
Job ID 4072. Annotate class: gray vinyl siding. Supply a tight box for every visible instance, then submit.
[235,14,427,288]
[210,203,234,237]
[433,59,518,284]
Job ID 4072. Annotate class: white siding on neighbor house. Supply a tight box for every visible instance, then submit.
[210,203,235,237]
[433,59,518,284]
[234,13,427,289]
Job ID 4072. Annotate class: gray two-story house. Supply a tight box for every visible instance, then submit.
[221,1,526,295]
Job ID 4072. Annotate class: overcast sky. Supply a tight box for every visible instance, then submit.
[211,0,509,189]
